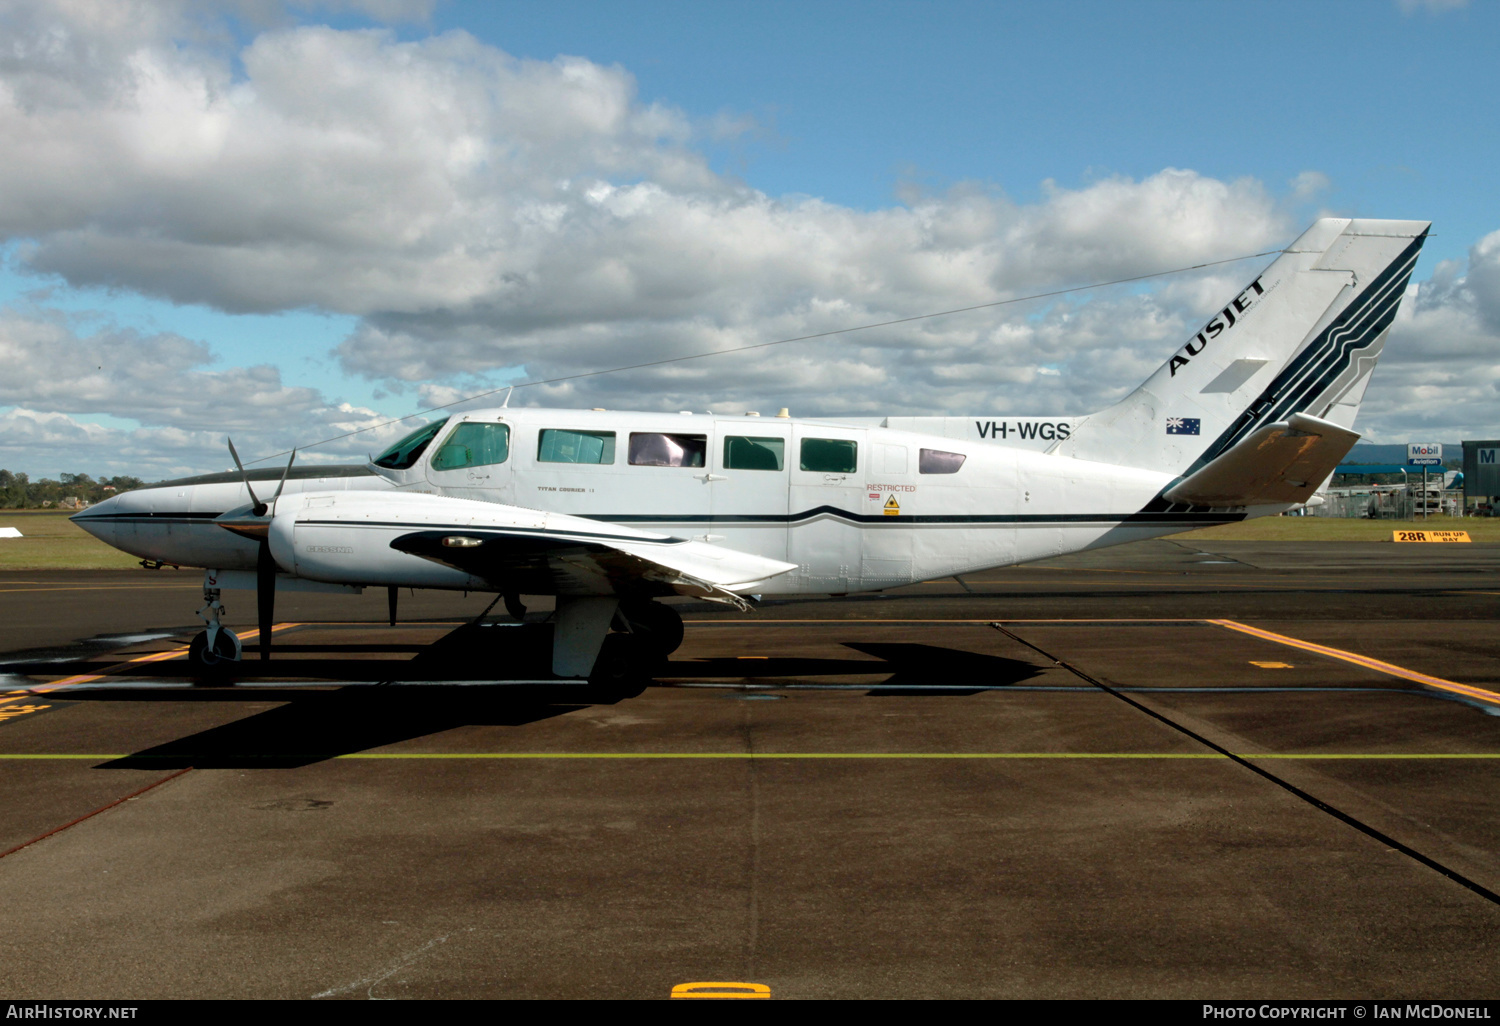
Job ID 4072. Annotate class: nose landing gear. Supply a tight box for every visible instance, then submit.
[188,571,242,671]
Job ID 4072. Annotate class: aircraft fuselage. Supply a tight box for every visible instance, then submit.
[74,408,1252,597]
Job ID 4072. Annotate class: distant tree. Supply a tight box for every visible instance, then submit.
[1,471,29,509]
[0,469,144,508]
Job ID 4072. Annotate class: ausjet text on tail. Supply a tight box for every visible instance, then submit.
[73,218,1429,683]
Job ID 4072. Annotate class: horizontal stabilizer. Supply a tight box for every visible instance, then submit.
[1163,412,1359,507]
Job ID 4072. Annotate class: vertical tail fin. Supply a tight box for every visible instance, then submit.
[1054,218,1430,476]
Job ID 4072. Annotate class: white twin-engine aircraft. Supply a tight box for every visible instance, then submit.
[73,218,1429,685]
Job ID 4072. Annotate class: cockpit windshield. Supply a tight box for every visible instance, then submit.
[372,418,450,470]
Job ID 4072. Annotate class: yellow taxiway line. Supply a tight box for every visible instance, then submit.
[686,618,1200,624]
[1210,619,1500,708]
[30,623,303,693]
[0,584,201,594]
[1,752,1498,761]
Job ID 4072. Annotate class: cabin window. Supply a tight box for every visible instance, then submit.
[799,437,858,474]
[629,433,707,468]
[723,436,785,471]
[431,422,510,471]
[538,429,616,465]
[919,448,967,475]
[373,418,450,470]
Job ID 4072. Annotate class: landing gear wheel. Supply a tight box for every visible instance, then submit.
[584,633,650,701]
[187,628,241,675]
[618,600,684,662]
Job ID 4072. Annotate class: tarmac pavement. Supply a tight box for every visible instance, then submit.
[1,538,1498,998]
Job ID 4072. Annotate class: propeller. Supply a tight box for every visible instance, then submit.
[227,438,268,516]
[217,440,296,661]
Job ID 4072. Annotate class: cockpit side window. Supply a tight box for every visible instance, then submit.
[629,433,707,467]
[538,429,616,465]
[373,418,450,470]
[431,422,510,471]
[918,448,967,474]
[723,436,785,471]
[799,437,858,474]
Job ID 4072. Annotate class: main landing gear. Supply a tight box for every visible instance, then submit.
[616,599,685,667]
[187,572,242,672]
[554,597,684,698]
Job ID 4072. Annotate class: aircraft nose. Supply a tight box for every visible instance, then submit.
[70,492,123,541]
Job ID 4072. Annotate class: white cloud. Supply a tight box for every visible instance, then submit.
[1361,229,1500,443]
[0,303,417,475]
[0,3,1488,473]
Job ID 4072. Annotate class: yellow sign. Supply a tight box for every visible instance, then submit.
[1392,530,1471,543]
[671,982,771,1000]
[883,495,900,516]
[1250,661,1294,669]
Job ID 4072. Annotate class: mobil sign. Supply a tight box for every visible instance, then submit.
[1407,442,1443,466]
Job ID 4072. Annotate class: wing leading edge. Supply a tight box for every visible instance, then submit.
[362,499,798,608]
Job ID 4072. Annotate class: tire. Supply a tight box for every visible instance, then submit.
[619,600,684,659]
[187,629,240,673]
[585,633,650,700]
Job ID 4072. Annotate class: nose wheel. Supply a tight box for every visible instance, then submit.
[188,627,242,668]
[189,572,243,672]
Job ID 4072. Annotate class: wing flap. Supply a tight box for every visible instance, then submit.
[1163,411,1359,507]
[383,500,796,606]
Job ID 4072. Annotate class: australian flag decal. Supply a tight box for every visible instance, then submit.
[1166,417,1200,436]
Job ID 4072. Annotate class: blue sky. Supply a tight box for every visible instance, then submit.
[427,0,1495,254]
[0,0,1496,477]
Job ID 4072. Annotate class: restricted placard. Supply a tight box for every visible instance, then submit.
[1392,530,1471,543]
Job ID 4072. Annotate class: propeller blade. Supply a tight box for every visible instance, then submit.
[227,437,265,515]
[257,539,276,661]
[269,448,296,514]
[388,585,398,627]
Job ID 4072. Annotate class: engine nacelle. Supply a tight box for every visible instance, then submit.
[267,491,495,590]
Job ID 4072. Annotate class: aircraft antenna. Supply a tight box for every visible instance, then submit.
[238,247,1282,466]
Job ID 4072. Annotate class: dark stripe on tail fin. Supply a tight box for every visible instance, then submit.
[1182,230,1426,476]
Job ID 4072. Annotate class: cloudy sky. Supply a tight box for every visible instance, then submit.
[1,0,1497,478]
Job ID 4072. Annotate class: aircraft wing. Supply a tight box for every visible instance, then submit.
[391,524,795,607]
[276,492,797,608]
[1162,411,1360,508]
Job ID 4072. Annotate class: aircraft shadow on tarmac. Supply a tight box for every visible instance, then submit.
[673,643,1042,696]
[6,628,1043,693]
[93,687,591,770]
[5,631,1043,769]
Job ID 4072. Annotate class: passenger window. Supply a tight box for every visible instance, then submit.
[538,429,616,464]
[373,418,450,470]
[629,433,707,468]
[724,436,785,471]
[800,437,858,474]
[919,448,967,475]
[431,422,510,471]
